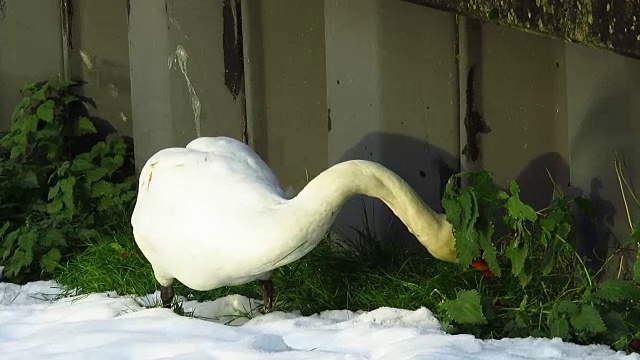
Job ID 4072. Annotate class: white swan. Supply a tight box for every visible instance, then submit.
[131,136,457,311]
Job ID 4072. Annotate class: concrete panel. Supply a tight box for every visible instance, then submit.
[477,23,569,209]
[0,0,63,130]
[67,0,132,136]
[166,0,245,146]
[325,0,459,241]
[566,42,640,267]
[242,0,328,192]
[129,0,245,170]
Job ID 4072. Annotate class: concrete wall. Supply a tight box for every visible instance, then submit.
[325,0,459,240]
[128,0,246,170]
[242,0,328,192]
[2,0,640,259]
[0,0,63,128]
[566,43,640,267]
[67,0,132,136]
[475,22,569,209]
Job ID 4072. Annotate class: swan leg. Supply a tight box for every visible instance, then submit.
[160,284,174,308]
[257,279,274,313]
[154,270,175,308]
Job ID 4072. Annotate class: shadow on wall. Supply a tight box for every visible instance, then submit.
[568,75,640,272]
[515,152,615,271]
[330,132,615,267]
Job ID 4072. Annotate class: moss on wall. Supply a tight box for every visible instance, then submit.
[403,0,640,59]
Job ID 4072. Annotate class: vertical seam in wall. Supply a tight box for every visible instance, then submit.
[60,0,73,81]
[454,14,462,173]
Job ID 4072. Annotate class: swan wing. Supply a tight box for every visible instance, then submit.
[131,137,286,287]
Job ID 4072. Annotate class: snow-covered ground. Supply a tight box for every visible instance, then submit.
[1,281,638,360]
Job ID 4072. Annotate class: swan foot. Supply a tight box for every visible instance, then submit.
[160,285,174,308]
[257,279,274,313]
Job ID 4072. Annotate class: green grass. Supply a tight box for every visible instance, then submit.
[55,223,480,317]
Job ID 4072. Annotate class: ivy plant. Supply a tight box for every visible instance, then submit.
[0,80,137,283]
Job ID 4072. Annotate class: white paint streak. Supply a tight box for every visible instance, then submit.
[119,111,127,123]
[79,50,93,70]
[169,45,201,137]
[107,83,119,98]
[169,17,189,40]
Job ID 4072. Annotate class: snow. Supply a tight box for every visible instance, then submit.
[1,281,638,360]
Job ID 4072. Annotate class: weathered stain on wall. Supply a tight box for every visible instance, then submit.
[402,0,640,59]
[462,65,490,163]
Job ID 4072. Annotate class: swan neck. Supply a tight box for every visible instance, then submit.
[284,160,454,262]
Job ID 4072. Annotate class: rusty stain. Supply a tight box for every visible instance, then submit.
[222,0,244,100]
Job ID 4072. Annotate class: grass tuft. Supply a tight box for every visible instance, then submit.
[55,222,480,317]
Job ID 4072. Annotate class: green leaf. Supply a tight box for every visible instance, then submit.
[36,100,55,122]
[48,182,61,200]
[76,117,98,136]
[592,279,640,303]
[602,311,628,338]
[90,141,109,157]
[634,258,640,283]
[440,290,485,325]
[40,248,62,274]
[23,114,40,133]
[56,161,71,176]
[0,222,11,237]
[448,191,481,268]
[541,208,564,233]
[86,167,109,183]
[47,198,64,214]
[22,171,39,188]
[541,242,559,276]
[59,177,76,214]
[442,196,462,228]
[98,196,115,211]
[550,317,570,339]
[44,229,66,246]
[63,95,79,104]
[554,300,579,315]
[91,180,113,198]
[32,87,46,100]
[10,144,27,159]
[570,304,607,334]
[507,181,537,222]
[71,155,96,171]
[477,222,501,277]
[505,242,528,277]
[517,271,532,287]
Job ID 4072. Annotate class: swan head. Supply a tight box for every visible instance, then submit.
[415,214,458,263]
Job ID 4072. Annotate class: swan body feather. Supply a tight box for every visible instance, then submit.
[131,136,457,293]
